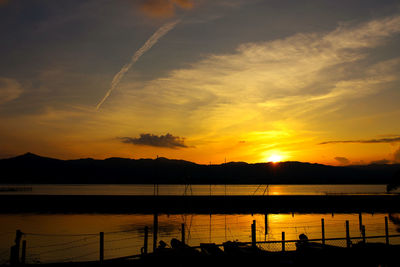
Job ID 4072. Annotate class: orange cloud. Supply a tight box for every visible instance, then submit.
[139,0,193,18]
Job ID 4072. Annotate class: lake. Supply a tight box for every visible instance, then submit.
[0,184,399,264]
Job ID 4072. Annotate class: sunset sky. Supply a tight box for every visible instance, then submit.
[1,0,400,165]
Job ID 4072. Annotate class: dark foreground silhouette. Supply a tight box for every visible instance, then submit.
[6,238,400,267]
[1,153,400,185]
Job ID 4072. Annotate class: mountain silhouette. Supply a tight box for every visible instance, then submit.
[0,153,399,184]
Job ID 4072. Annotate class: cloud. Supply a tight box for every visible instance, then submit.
[110,15,400,138]
[119,133,188,148]
[370,159,391,165]
[394,147,400,163]
[96,20,179,110]
[139,0,194,18]
[0,77,23,105]
[320,136,400,145]
[334,157,350,165]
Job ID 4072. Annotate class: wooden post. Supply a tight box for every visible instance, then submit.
[359,213,363,232]
[361,225,366,243]
[99,232,104,263]
[143,226,148,254]
[345,221,351,248]
[251,220,256,248]
[385,216,389,245]
[153,213,158,252]
[282,232,285,252]
[181,223,185,245]
[21,240,26,264]
[265,213,268,236]
[10,230,22,266]
[321,218,325,245]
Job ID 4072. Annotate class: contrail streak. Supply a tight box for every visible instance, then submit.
[96,20,180,110]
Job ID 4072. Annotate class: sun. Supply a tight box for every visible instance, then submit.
[267,154,283,163]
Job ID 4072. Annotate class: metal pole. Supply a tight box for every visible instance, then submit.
[143,226,148,254]
[385,216,389,245]
[99,232,104,263]
[181,223,185,245]
[321,218,325,245]
[251,220,256,248]
[153,213,158,252]
[345,221,351,248]
[361,225,366,243]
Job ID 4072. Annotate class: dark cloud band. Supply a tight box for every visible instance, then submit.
[320,136,400,145]
[119,133,188,149]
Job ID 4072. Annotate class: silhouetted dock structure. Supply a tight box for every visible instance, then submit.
[4,216,400,266]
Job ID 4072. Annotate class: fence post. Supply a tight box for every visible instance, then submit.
[21,240,26,264]
[358,213,363,232]
[361,225,366,243]
[251,220,256,248]
[143,226,148,254]
[10,230,22,266]
[282,232,285,252]
[345,221,351,248]
[181,223,185,245]
[153,213,158,252]
[385,216,389,245]
[321,218,325,245]
[99,232,104,263]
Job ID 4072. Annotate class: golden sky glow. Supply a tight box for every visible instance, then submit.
[0,1,400,165]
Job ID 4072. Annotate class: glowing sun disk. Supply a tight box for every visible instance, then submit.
[267,154,282,163]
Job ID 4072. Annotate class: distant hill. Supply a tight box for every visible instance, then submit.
[0,153,399,184]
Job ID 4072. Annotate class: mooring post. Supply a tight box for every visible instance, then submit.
[99,232,104,263]
[385,216,389,245]
[251,220,256,248]
[21,240,26,265]
[181,223,185,244]
[282,232,285,252]
[153,213,158,253]
[361,225,366,243]
[321,218,325,245]
[143,226,148,254]
[359,213,363,232]
[345,220,351,248]
[10,230,22,266]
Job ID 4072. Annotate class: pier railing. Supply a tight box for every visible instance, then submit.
[3,216,400,265]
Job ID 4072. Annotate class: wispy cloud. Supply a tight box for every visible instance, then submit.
[320,136,400,145]
[113,15,400,135]
[119,133,188,148]
[0,77,23,105]
[96,20,180,110]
